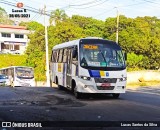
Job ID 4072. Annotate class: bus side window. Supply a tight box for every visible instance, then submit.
[61,49,64,62]
[51,50,57,62]
[57,50,60,62]
[54,50,58,62]
[72,46,78,61]
[67,49,71,63]
[58,49,63,63]
[63,48,68,63]
[50,50,53,62]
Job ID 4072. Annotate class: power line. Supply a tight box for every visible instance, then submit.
[70,0,109,9]
[93,1,150,19]
[69,0,103,6]
[118,1,146,8]
[94,7,115,18]
[12,0,18,2]
[0,0,44,35]
[5,0,42,12]
[13,0,83,12]
[143,0,160,5]
[142,0,160,8]
[5,0,109,18]
[0,0,51,16]
[24,0,67,9]
[30,13,41,21]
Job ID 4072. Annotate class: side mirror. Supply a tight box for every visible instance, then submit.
[124,52,127,61]
[72,48,77,58]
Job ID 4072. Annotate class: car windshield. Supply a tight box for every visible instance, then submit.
[0,75,8,79]
[80,43,125,68]
[16,67,34,79]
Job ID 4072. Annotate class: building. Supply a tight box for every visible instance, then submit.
[0,24,30,54]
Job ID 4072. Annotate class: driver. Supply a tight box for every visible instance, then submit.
[105,51,110,62]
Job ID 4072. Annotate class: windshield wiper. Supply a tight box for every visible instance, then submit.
[99,51,107,66]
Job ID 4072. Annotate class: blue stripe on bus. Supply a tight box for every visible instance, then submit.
[88,70,100,77]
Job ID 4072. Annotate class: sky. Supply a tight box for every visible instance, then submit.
[1,0,160,25]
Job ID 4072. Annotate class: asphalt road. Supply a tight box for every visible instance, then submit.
[0,86,159,130]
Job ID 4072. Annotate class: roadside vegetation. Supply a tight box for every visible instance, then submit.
[127,81,160,90]
[0,8,160,81]
[0,54,26,68]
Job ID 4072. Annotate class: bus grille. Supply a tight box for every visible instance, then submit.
[94,78,117,83]
[97,86,114,90]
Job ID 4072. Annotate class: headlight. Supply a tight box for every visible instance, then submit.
[80,76,91,80]
[119,77,127,82]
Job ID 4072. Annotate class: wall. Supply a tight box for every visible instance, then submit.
[127,70,160,83]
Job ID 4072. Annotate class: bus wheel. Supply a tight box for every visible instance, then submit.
[74,86,81,99]
[112,93,120,99]
[58,85,63,90]
[56,77,62,90]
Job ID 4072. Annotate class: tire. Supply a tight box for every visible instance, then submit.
[74,86,81,99]
[112,93,120,99]
[58,85,63,90]
[55,77,61,90]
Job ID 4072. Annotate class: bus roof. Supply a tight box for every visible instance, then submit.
[52,37,119,50]
[53,39,79,50]
[0,66,33,70]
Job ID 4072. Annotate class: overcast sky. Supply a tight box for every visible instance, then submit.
[1,0,160,24]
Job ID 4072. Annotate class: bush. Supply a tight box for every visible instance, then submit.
[127,53,149,71]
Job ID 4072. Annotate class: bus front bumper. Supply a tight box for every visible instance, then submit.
[76,81,126,93]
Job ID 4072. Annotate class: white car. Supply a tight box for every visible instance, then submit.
[0,74,10,86]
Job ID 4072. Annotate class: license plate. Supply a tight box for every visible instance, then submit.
[101,83,110,87]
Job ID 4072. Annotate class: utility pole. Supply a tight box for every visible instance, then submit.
[44,5,50,87]
[116,8,119,44]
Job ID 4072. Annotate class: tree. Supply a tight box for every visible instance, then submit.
[104,15,160,70]
[50,20,84,43]
[19,21,43,30]
[127,53,149,71]
[25,27,46,81]
[25,19,84,80]
[71,15,105,38]
[24,15,160,81]
[0,7,13,25]
[49,9,68,25]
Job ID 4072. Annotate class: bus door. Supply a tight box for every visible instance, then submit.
[66,49,72,88]
[50,50,57,83]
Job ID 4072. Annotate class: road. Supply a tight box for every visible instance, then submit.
[0,86,159,130]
